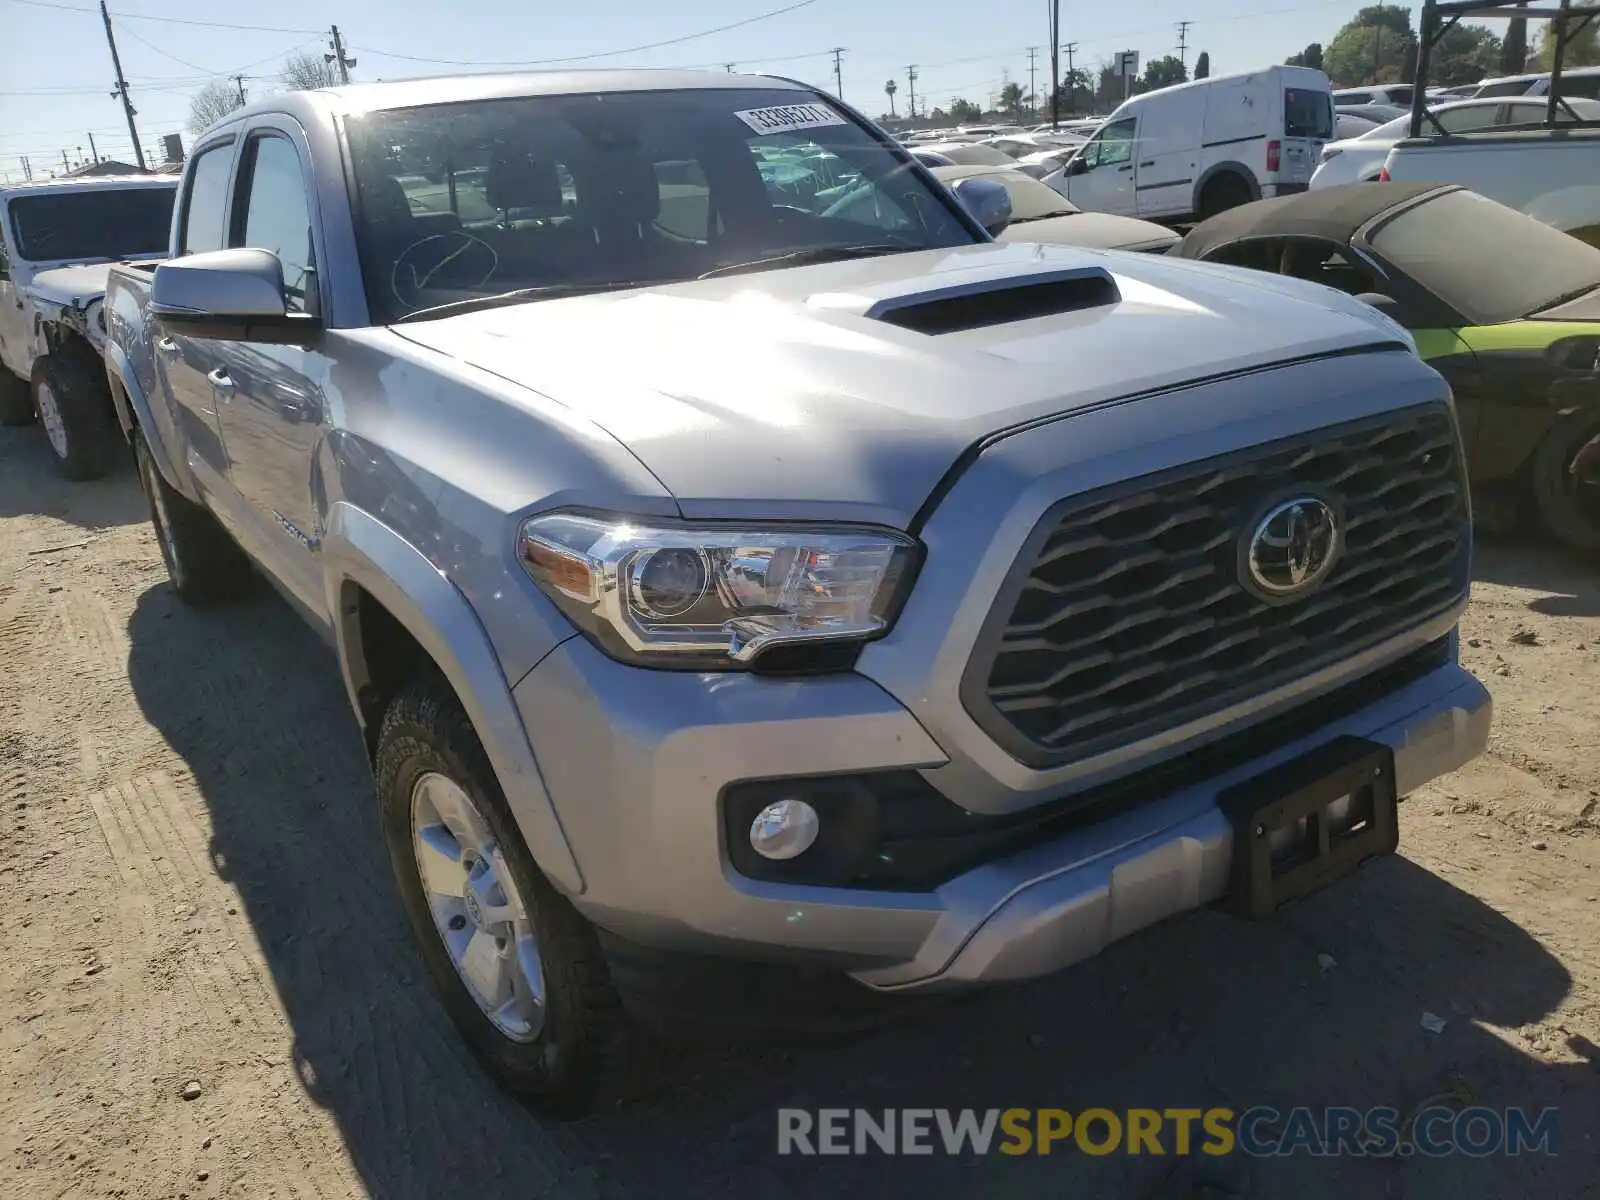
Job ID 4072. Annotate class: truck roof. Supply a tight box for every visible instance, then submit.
[200,68,810,133]
[0,174,178,198]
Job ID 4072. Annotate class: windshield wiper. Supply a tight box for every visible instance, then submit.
[696,243,912,280]
[392,279,665,324]
[1006,213,1071,224]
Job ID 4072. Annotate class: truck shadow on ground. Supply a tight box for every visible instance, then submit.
[124,581,1595,1200]
[0,428,142,529]
[1472,533,1600,618]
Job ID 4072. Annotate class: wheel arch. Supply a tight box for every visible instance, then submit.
[322,500,585,895]
[103,342,199,501]
[1192,162,1261,214]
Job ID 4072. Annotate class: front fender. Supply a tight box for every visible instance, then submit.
[322,501,584,895]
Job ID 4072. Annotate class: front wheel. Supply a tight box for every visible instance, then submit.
[1531,409,1600,553]
[375,679,644,1119]
[31,353,119,480]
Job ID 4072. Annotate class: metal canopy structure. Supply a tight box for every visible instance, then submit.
[1409,0,1600,136]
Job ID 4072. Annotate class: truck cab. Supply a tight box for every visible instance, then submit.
[1048,66,1334,222]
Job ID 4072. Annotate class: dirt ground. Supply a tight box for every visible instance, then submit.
[1,423,1598,1200]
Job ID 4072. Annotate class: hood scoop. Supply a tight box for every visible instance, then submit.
[807,265,1120,335]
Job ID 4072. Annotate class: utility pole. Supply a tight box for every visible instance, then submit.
[1176,20,1193,71]
[62,149,71,174]
[831,47,845,99]
[21,156,32,181]
[1027,46,1039,121]
[100,0,146,171]
[87,132,100,164]
[1063,42,1078,115]
[233,74,247,104]
[326,25,356,84]
[906,65,918,120]
[1048,0,1061,127]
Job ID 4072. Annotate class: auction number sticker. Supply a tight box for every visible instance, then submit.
[734,103,849,134]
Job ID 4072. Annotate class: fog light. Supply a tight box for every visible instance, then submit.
[749,799,820,861]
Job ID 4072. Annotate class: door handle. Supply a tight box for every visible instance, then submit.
[1117,163,1133,172]
[157,336,179,354]
[1138,159,1155,167]
[207,367,235,395]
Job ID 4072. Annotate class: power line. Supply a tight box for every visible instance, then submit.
[116,20,218,74]
[7,0,323,34]
[349,0,821,68]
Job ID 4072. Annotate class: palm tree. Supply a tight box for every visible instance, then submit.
[884,78,898,116]
[997,82,1030,122]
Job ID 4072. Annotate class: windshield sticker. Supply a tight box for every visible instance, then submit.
[734,103,849,135]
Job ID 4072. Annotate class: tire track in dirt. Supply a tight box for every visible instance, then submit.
[86,773,347,1200]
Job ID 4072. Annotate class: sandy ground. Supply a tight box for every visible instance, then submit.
[1,423,1597,1200]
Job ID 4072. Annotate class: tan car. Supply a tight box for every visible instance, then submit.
[931,163,1178,253]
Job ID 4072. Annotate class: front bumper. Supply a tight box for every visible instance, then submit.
[513,635,1490,993]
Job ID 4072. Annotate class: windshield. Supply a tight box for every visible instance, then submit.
[1285,88,1334,139]
[1370,189,1600,323]
[343,87,977,322]
[7,185,177,263]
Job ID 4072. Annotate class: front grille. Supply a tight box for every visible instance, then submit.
[963,405,1470,768]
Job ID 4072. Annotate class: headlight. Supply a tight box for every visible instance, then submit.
[518,512,920,669]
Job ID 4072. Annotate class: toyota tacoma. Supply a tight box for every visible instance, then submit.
[104,70,1491,1118]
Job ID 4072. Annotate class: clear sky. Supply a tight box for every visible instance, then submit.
[0,0,1495,180]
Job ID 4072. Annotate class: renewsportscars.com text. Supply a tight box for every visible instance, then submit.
[777,1106,1560,1158]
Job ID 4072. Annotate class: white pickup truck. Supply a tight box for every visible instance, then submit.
[1380,126,1600,247]
[0,175,178,477]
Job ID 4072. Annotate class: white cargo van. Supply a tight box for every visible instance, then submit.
[1045,65,1334,221]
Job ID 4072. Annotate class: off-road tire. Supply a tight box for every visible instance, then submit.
[375,679,647,1120]
[1531,408,1600,553]
[133,428,253,604]
[32,352,119,480]
[0,369,33,426]
[1197,172,1254,221]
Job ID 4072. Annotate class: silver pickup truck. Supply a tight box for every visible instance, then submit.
[104,70,1490,1118]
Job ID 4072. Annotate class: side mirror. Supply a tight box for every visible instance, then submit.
[951,176,1013,236]
[1065,156,1090,176]
[1353,291,1404,320]
[152,248,318,344]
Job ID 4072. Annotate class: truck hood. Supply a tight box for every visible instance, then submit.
[391,242,1411,527]
[27,262,122,308]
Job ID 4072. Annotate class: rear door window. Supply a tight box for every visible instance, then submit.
[1285,89,1334,139]
[1558,74,1600,99]
[1475,79,1537,98]
[1438,105,1503,133]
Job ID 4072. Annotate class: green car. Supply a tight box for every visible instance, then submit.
[1178,182,1600,551]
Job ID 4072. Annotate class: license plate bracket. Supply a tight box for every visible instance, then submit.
[1218,736,1398,920]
